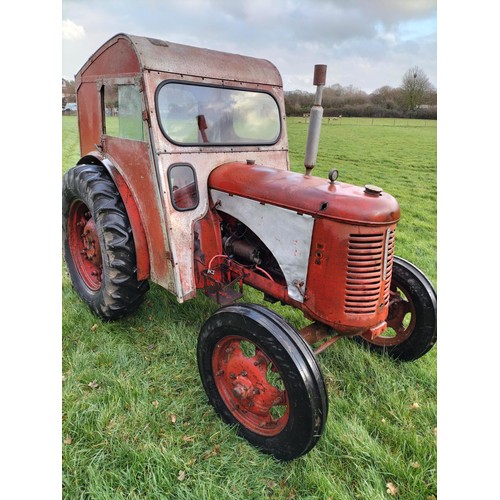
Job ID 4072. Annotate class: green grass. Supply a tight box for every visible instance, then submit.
[62,115,436,499]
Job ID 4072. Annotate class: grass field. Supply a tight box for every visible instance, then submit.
[62,115,437,499]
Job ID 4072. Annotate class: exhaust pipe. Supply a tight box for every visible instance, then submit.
[304,64,327,176]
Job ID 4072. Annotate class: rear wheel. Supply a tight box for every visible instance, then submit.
[197,303,328,460]
[355,256,437,361]
[62,164,149,320]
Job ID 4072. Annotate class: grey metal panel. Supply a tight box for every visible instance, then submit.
[211,190,314,303]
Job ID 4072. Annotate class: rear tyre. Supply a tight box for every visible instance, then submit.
[62,164,149,320]
[197,303,328,460]
[355,256,437,361]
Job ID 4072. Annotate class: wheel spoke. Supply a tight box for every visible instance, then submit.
[393,322,407,335]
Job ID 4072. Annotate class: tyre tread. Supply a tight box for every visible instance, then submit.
[63,164,149,320]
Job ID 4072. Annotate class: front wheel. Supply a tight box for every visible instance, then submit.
[197,303,328,460]
[355,256,437,361]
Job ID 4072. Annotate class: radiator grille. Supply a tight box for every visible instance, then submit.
[345,230,395,315]
[382,229,396,307]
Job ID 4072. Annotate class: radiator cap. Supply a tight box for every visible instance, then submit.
[364,184,383,196]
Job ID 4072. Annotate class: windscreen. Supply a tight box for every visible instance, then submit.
[157,82,281,146]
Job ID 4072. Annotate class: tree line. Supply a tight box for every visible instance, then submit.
[63,66,436,119]
[286,66,436,119]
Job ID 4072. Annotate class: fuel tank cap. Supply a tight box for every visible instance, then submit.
[364,184,383,196]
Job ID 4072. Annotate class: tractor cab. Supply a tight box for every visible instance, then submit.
[75,33,289,302]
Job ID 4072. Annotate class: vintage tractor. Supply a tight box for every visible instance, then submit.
[62,34,437,460]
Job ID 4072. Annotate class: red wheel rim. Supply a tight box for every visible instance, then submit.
[212,335,289,436]
[363,280,416,346]
[67,200,103,291]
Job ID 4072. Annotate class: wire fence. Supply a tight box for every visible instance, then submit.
[290,116,437,128]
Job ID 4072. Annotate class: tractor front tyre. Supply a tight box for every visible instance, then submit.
[197,303,328,461]
[355,256,437,361]
[62,164,149,320]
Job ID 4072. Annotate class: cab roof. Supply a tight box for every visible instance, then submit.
[76,33,283,87]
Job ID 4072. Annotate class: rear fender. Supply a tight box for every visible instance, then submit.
[77,153,150,280]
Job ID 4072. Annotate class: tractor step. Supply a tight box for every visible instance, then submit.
[202,263,244,306]
[204,285,243,306]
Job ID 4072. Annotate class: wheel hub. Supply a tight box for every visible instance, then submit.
[68,201,103,291]
[212,336,289,435]
[81,218,102,266]
[232,376,254,400]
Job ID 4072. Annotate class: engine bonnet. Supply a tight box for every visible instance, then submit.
[209,162,400,225]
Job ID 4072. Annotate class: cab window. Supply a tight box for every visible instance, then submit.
[167,164,199,211]
[103,83,146,141]
[156,82,280,146]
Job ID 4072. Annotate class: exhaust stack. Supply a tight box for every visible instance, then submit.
[304,64,327,176]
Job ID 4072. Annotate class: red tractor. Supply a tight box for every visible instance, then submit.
[63,34,436,460]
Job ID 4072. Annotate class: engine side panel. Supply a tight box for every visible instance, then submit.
[210,189,314,303]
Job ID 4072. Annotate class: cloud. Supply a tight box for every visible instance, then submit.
[62,19,86,40]
[61,0,436,92]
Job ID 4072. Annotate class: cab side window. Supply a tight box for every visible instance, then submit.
[167,164,199,211]
[103,83,146,141]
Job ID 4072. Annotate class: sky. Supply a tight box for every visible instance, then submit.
[62,0,437,93]
[3,2,500,498]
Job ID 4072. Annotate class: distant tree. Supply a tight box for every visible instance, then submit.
[63,79,77,103]
[322,84,367,108]
[399,66,434,112]
[370,86,395,108]
[284,90,313,115]
[427,89,437,107]
[284,75,436,118]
